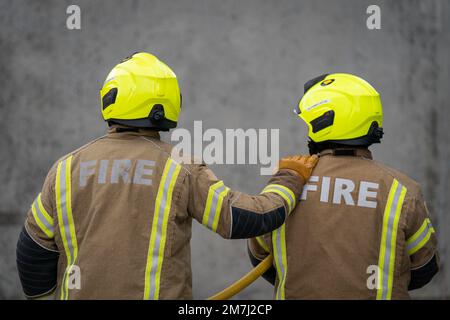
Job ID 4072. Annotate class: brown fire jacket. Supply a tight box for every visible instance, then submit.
[22,126,304,299]
[249,148,439,300]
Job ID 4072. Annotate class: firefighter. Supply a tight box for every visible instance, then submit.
[15,52,318,299]
[248,73,439,299]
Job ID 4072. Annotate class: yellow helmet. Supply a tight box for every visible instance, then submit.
[100,52,181,130]
[296,73,383,146]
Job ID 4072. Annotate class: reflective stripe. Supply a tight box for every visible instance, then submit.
[262,184,295,213]
[406,218,435,255]
[202,181,230,232]
[55,156,78,300]
[256,236,270,253]
[144,158,181,300]
[272,224,287,300]
[31,193,54,238]
[376,179,406,300]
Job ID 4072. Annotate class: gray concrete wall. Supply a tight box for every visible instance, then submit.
[0,0,449,299]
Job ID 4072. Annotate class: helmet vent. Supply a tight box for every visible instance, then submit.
[102,88,118,110]
[310,110,335,133]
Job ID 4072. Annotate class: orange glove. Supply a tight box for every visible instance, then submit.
[278,155,319,182]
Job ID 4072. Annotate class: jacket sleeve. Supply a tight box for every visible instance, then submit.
[405,188,439,290]
[186,163,304,239]
[23,164,58,250]
[17,164,59,298]
[247,234,275,285]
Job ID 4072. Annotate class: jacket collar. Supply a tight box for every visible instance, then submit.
[107,125,161,139]
[319,148,373,159]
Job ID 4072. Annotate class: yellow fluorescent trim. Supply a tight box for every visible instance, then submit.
[144,159,181,300]
[55,156,78,300]
[55,161,69,262]
[263,184,295,204]
[406,218,435,256]
[56,160,69,300]
[211,187,229,233]
[202,181,224,226]
[262,187,293,213]
[386,185,406,300]
[65,156,78,259]
[262,184,296,212]
[274,185,295,207]
[376,179,398,300]
[256,236,270,253]
[427,219,436,233]
[406,219,428,246]
[31,204,54,238]
[154,162,181,299]
[272,230,282,299]
[37,194,53,226]
[55,160,68,301]
[279,224,288,300]
[272,224,287,300]
[64,156,78,300]
[408,229,434,256]
[144,160,171,300]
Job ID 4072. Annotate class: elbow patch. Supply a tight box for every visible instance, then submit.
[230,206,286,239]
[16,226,59,298]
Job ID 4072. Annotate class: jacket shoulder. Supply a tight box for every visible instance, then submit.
[62,135,109,159]
[45,135,108,177]
[369,159,421,195]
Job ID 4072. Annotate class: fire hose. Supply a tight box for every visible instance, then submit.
[207,254,274,300]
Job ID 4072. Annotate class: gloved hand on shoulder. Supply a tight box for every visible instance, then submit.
[278,155,319,182]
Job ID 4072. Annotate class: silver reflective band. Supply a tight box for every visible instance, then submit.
[56,156,79,300]
[271,186,294,208]
[144,158,181,300]
[148,162,177,296]
[274,227,285,299]
[263,184,295,212]
[406,220,434,255]
[206,184,227,230]
[32,197,54,235]
[377,180,406,300]
[59,159,75,263]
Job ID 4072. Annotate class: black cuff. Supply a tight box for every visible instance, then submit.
[247,246,276,285]
[16,226,59,298]
[408,254,439,291]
